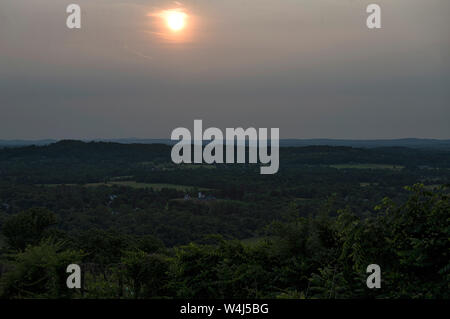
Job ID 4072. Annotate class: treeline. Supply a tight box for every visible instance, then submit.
[0,185,448,299]
[0,183,286,246]
[0,142,449,298]
[1,141,449,185]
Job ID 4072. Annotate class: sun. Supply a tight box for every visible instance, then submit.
[165,10,187,31]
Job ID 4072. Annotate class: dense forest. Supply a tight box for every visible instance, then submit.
[0,141,448,298]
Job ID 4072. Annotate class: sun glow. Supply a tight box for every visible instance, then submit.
[147,8,192,43]
[164,10,187,31]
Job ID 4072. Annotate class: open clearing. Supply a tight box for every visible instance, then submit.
[86,181,211,191]
[330,164,404,170]
[40,181,211,191]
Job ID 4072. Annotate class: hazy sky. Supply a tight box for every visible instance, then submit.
[0,0,449,139]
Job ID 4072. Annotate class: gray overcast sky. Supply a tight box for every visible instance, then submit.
[0,0,449,139]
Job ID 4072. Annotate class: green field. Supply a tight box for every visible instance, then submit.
[40,181,211,192]
[138,162,217,171]
[85,181,211,191]
[330,164,404,170]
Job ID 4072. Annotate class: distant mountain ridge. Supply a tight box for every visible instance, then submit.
[278,138,450,149]
[1,138,450,149]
